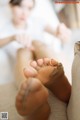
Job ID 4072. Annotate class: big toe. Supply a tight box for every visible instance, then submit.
[24,67,38,78]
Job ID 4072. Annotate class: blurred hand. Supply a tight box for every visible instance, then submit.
[14,33,34,51]
[56,23,72,44]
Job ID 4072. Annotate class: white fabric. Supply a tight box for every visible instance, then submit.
[0,0,9,6]
[0,17,47,59]
[0,17,47,41]
[67,42,80,120]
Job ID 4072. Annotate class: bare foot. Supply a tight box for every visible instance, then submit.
[24,58,71,103]
[24,58,62,87]
[15,75,50,120]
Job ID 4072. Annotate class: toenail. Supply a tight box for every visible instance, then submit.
[50,60,53,66]
[57,63,62,67]
[51,59,58,66]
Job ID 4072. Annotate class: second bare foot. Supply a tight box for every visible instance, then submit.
[16,71,50,120]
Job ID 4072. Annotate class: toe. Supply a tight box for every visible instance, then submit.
[37,59,44,67]
[24,67,37,78]
[43,58,50,65]
[30,61,38,69]
[50,59,58,66]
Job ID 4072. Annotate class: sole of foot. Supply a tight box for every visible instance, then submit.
[16,78,50,120]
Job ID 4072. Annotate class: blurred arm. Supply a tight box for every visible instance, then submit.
[0,36,15,47]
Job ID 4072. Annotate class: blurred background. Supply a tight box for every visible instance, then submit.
[0,0,80,84]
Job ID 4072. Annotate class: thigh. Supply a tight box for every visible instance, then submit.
[32,40,55,59]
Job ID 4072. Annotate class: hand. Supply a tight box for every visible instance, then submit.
[56,23,72,44]
[14,33,34,50]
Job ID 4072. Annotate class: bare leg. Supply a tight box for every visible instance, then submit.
[24,58,71,103]
[15,48,34,88]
